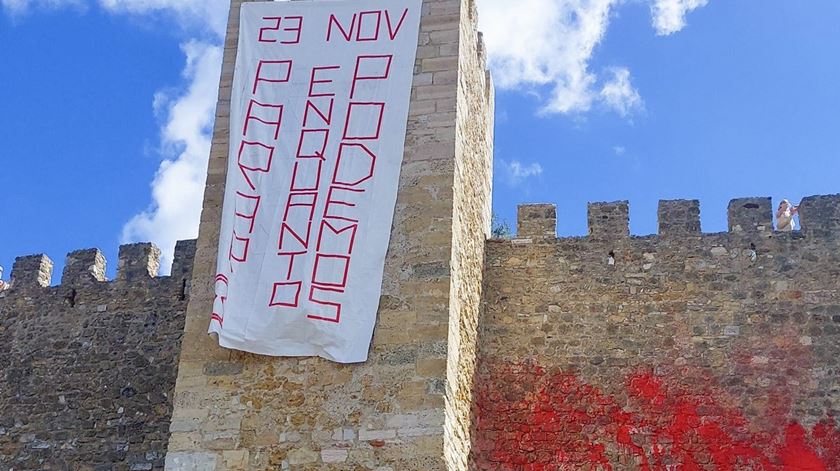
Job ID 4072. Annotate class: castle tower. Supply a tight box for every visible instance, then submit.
[165,0,494,469]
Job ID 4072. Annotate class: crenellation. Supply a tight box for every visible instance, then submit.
[10,254,53,288]
[587,201,630,239]
[62,248,107,285]
[3,240,195,293]
[118,243,162,282]
[658,199,701,236]
[476,195,840,469]
[516,204,557,239]
[798,194,840,237]
[476,31,486,64]
[0,241,195,470]
[515,195,837,243]
[171,239,198,280]
[728,196,772,233]
[0,273,190,470]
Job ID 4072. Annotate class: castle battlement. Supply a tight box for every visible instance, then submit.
[0,241,195,471]
[478,195,840,469]
[512,194,840,241]
[3,240,196,292]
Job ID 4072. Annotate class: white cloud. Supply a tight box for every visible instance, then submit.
[1,0,83,14]
[98,0,229,38]
[477,0,708,115]
[500,159,543,187]
[599,67,643,116]
[613,145,626,156]
[121,41,222,272]
[478,0,615,115]
[651,0,708,36]
[2,0,228,37]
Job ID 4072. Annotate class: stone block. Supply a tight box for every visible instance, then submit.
[588,201,630,239]
[798,194,840,237]
[517,204,557,239]
[62,248,106,285]
[727,197,772,233]
[11,254,53,288]
[171,239,197,279]
[164,452,217,471]
[658,199,701,236]
[118,243,161,281]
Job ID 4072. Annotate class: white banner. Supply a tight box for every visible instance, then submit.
[210,0,422,363]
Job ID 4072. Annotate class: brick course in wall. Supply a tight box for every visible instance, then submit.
[472,196,840,470]
[0,241,196,471]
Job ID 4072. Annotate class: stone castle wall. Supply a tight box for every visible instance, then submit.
[472,196,840,470]
[3,0,840,468]
[4,193,839,471]
[0,241,196,471]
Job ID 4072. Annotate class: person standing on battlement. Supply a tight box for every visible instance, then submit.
[0,266,8,290]
[776,199,799,231]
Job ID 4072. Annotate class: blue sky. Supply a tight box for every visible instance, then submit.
[1,0,839,282]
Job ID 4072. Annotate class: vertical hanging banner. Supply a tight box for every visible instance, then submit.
[210,0,423,363]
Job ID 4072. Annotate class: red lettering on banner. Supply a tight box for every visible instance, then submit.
[356,11,382,41]
[333,143,376,187]
[351,55,392,99]
[267,62,347,317]
[316,219,358,255]
[327,14,356,42]
[234,192,261,234]
[283,191,319,221]
[243,99,284,140]
[385,9,409,40]
[312,254,351,289]
[216,4,423,331]
[258,16,303,44]
[277,251,306,279]
[278,192,318,252]
[290,159,323,192]
[229,232,251,263]
[279,223,312,253]
[308,285,342,323]
[324,186,364,223]
[296,129,330,159]
[237,141,274,191]
[253,60,292,95]
[270,281,302,307]
[342,102,385,140]
[325,10,408,43]
[281,16,303,44]
[250,13,405,326]
[303,98,335,127]
[309,66,340,97]
[211,274,229,325]
[259,17,282,42]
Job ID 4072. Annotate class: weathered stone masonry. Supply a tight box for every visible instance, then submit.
[473,196,840,470]
[0,241,196,471]
[165,0,494,470]
[3,0,840,468]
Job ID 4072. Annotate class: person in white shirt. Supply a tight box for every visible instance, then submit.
[0,266,8,291]
[776,199,799,231]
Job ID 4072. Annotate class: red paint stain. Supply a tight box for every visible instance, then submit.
[471,362,840,470]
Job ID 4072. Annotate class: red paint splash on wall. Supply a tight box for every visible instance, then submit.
[471,362,840,470]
